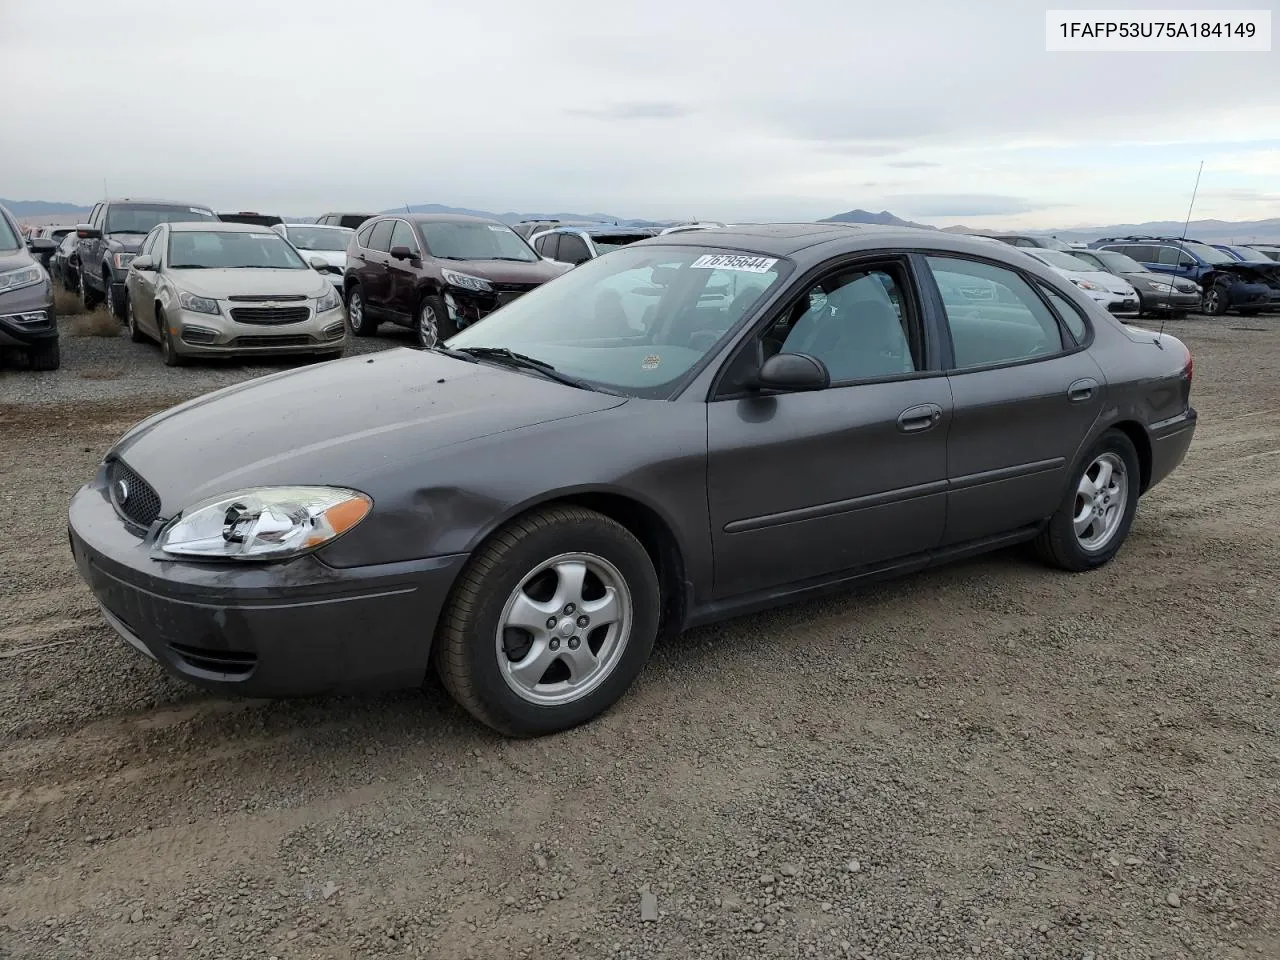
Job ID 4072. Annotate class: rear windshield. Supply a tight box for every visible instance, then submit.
[106,203,217,234]
[591,234,655,253]
[167,230,307,270]
[285,226,353,251]
[419,221,538,262]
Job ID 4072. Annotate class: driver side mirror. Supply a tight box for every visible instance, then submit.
[75,223,101,239]
[308,256,330,271]
[130,255,157,272]
[751,352,830,393]
[390,245,419,262]
[27,237,57,254]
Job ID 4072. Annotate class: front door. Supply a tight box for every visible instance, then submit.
[920,254,1106,544]
[387,219,423,320]
[126,226,163,338]
[707,259,951,599]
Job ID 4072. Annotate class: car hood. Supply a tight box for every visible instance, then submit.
[106,234,148,253]
[1207,261,1280,285]
[0,249,35,273]
[167,267,330,299]
[109,348,627,514]
[448,258,572,284]
[1052,267,1132,295]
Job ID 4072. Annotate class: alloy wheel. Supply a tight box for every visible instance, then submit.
[1073,452,1128,552]
[496,552,632,707]
[417,302,439,349]
[347,292,363,333]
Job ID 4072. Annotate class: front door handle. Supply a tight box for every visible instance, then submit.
[897,403,943,433]
[1067,378,1098,402]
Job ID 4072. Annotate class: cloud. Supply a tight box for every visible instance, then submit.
[814,142,905,157]
[569,101,692,121]
[884,194,1042,217]
[887,160,941,169]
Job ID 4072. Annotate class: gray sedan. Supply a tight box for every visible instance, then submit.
[68,224,1197,737]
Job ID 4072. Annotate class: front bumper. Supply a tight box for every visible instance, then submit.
[170,303,348,356]
[0,279,57,346]
[443,284,536,329]
[68,480,467,696]
[1139,288,1202,312]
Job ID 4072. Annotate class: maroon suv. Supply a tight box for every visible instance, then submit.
[344,214,571,347]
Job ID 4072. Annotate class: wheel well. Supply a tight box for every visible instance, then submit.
[344,277,359,297]
[1111,420,1152,493]
[539,493,688,640]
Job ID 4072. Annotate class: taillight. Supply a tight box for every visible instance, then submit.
[1183,347,1193,385]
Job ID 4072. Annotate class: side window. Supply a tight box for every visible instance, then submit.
[318,215,332,226]
[926,256,1066,370]
[89,203,103,228]
[1037,284,1090,344]
[140,228,160,256]
[1155,245,1181,266]
[556,234,591,265]
[389,220,419,254]
[1011,238,1035,247]
[356,221,375,248]
[535,234,559,259]
[765,265,918,383]
[367,220,394,253]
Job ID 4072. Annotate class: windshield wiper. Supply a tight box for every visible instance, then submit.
[487,256,536,262]
[168,264,209,269]
[106,229,148,235]
[445,346,608,393]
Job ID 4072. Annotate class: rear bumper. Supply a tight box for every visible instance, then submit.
[1147,408,1197,491]
[68,482,467,697]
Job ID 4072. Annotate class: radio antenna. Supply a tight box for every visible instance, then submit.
[1160,160,1204,340]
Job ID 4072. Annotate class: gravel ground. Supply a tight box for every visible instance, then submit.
[1,313,1278,959]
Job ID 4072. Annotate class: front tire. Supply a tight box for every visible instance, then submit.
[158,310,186,367]
[105,275,127,322]
[346,287,377,336]
[1035,429,1140,572]
[1202,284,1229,316]
[434,506,661,737]
[415,295,456,350]
[79,269,102,309]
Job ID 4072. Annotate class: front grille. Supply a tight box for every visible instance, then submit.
[227,294,307,302]
[168,642,257,678]
[230,334,313,348]
[108,460,162,528]
[491,281,539,294]
[495,291,526,308]
[230,306,311,325]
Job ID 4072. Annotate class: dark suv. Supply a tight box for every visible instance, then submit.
[0,203,59,370]
[1089,236,1280,315]
[75,199,218,319]
[343,214,571,348]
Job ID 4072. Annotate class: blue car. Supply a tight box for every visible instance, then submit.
[1089,236,1279,316]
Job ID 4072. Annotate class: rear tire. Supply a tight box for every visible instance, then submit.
[1035,429,1140,572]
[434,506,660,737]
[346,286,377,336]
[26,339,60,371]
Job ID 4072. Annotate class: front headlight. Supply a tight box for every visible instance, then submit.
[177,290,220,315]
[0,265,43,293]
[315,287,341,313]
[112,252,135,270]
[1069,278,1102,292]
[157,486,372,561]
[441,268,492,293]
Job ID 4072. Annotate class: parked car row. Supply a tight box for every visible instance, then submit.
[0,204,60,369]
[978,231,1280,316]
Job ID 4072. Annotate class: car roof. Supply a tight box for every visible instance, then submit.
[103,197,212,208]
[398,213,512,226]
[634,222,1012,259]
[285,221,350,230]
[168,221,282,233]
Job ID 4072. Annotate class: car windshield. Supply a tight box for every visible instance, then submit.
[1245,247,1279,261]
[1093,250,1148,273]
[1182,241,1234,264]
[167,230,308,269]
[286,226,353,251]
[1040,237,1072,250]
[1032,250,1101,272]
[0,213,19,251]
[105,203,217,234]
[1225,245,1265,261]
[447,245,790,399]
[419,221,537,262]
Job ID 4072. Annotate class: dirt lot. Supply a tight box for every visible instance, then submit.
[1,314,1277,960]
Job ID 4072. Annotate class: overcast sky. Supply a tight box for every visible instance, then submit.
[4,0,1277,228]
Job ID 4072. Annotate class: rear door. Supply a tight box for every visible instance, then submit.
[356,219,394,311]
[706,256,951,599]
[920,254,1105,545]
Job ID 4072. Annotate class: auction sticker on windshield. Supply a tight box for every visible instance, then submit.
[690,254,778,273]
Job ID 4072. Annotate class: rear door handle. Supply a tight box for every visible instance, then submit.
[897,403,943,433]
[1067,378,1098,402]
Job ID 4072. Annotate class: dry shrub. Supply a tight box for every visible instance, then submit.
[69,309,121,338]
[53,287,86,316]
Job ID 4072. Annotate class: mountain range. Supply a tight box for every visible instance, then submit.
[6,198,1280,244]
